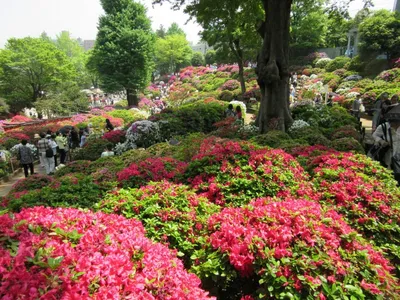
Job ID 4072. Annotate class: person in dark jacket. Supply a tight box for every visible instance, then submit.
[18,140,34,177]
[105,119,114,131]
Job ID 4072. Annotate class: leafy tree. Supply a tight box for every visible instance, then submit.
[0,37,75,113]
[0,98,10,117]
[156,25,167,38]
[166,22,186,37]
[205,50,216,65]
[290,0,328,49]
[191,51,205,66]
[55,31,91,87]
[185,0,262,95]
[155,35,193,74]
[34,82,89,117]
[91,0,155,106]
[154,0,363,133]
[325,9,351,48]
[358,9,400,62]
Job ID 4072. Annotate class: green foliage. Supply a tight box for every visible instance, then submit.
[90,0,155,105]
[250,131,291,148]
[359,10,400,61]
[107,109,140,125]
[155,35,193,74]
[346,56,365,73]
[0,37,76,112]
[0,98,10,117]
[166,22,187,37]
[54,160,92,178]
[72,139,110,161]
[7,175,106,212]
[325,56,351,72]
[34,82,88,117]
[205,50,216,65]
[330,137,364,153]
[191,52,205,67]
[97,181,221,267]
[218,90,234,102]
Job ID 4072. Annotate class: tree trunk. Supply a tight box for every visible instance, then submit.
[256,0,293,133]
[126,88,139,107]
[230,40,247,96]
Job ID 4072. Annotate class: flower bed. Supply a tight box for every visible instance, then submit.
[117,157,188,188]
[97,181,220,267]
[198,199,399,299]
[0,207,214,299]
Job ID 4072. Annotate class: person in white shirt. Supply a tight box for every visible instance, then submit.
[372,120,400,168]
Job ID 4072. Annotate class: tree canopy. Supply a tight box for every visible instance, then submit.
[166,22,186,37]
[191,52,205,66]
[358,9,400,61]
[0,37,75,113]
[91,0,155,106]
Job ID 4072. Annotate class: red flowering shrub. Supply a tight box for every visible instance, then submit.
[187,138,313,206]
[117,157,188,188]
[0,207,214,299]
[54,160,92,178]
[311,153,400,275]
[193,199,398,299]
[2,131,30,141]
[98,181,220,267]
[101,129,126,144]
[10,115,32,123]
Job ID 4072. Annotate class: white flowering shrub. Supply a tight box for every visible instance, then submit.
[345,92,360,99]
[238,124,259,136]
[310,74,319,79]
[300,75,309,80]
[288,120,310,134]
[315,58,332,68]
[10,143,38,158]
[127,120,161,148]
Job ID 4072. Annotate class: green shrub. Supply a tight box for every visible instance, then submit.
[119,149,153,166]
[54,160,92,177]
[250,131,291,148]
[322,73,341,85]
[6,175,105,211]
[218,90,234,102]
[289,126,330,146]
[325,56,351,72]
[309,68,325,75]
[108,109,137,125]
[87,156,125,174]
[72,139,110,161]
[363,59,388,76]
[331,137,364,153]
[96,181,221,268]
[345,55,365,72]
[315,58,332,68]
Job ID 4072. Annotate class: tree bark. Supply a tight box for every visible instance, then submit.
[126,88,139,107]
[229,40,247,96]
[256,0,293,133]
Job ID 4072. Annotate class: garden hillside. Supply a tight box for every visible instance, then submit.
[1,78,400,298]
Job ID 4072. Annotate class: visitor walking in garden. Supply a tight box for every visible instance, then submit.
[70,128,80,149]
[34,133,44,167]
[49,134,58,167]
[18,139,34,178]
[225,104,236,118]
[101,144,115,157]
[37,132,55,175]
[105,119,114,131]
[351,95,362,121]
[372,92,389,131]
[55,132,67,164]
[236,106,243,122]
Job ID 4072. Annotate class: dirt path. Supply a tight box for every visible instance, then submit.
[0,163,46,198]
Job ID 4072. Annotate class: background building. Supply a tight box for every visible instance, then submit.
[190,42,212,55]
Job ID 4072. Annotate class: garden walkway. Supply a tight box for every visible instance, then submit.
[0,163,46,197]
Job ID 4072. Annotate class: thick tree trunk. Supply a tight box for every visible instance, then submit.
[126,88,139,107]
[256,0,293,133]
[237,58,246,96]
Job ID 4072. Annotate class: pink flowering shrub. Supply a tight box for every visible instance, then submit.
[117,157,188,188]
[98,181,220,267]
[186,138,314,206]
[138,97,155,109]
[310,153,400,274]
[10,115,32,123]
[221,80,240,91]
[0,207,214,299]
[3,131,30,141]
[71,114,89,125]
[102,129,126,144]
[194,199,398,299]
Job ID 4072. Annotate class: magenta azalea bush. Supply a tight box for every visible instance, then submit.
[117,157,188,188]
[186,137,314,206]
[102,129,126,144]
[0,207,214,299]
[193,199,399,299]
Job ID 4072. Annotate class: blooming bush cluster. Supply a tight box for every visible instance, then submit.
[201,199,399,299]
[221,80,240,91]
[54,160,92,178]
[10,115,32,123]
[101,129,126,144]
[0,207,214,299]
[97,181,220,266]
[288,119,310,133]
[117,157,188,188]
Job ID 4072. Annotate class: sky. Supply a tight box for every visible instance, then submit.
[0,0,396,48]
